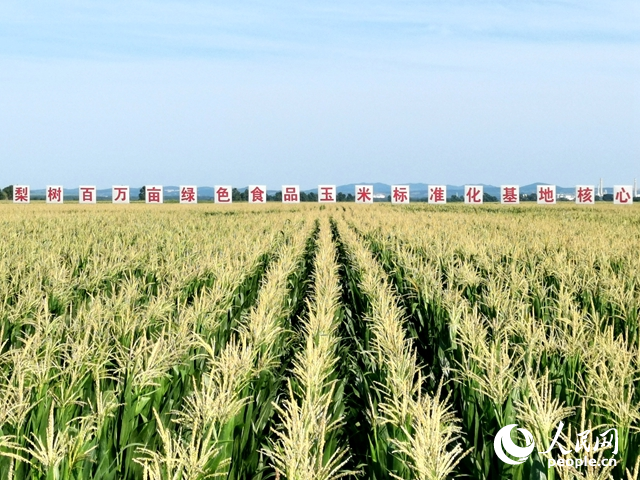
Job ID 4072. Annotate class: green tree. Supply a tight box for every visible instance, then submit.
[1,185,12,200]
[268,191,283,202]
[336,192,355,202]
[483,192,498,202]
[300,191,317,202]
[232,188,248,202]
[138,186,145,201]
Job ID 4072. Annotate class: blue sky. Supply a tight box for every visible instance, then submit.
[1,1,639,189]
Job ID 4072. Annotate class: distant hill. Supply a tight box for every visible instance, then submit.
[520,183,576,195]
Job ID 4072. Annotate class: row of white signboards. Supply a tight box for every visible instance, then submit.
[9,184,636,205]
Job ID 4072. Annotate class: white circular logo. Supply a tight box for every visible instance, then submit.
[494,424,536,465]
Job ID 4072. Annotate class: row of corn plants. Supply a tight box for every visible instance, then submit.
[0,204,308,479]
[334,216,468,480]
[265,217,354,479]
[134,214,318,479]
[343,203,640,480]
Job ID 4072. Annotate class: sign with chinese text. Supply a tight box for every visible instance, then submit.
[613,185,633,205]
[215,185,232,204]
[46,186,64,204]
[145,185,163,204]
[500,185,519,204]
[575,186,595,205]
[318,185,336,203]
[429,185,446,204]
[464,185,483,204]
[13,185,30,204]
[282,185,300,203]
[391,185,410,204]
[79,186,96,204]
[112,186,130,204]
[179,186,198,204]
[537,185,556,204]
[355,185,373,204]
[248,185,267,204]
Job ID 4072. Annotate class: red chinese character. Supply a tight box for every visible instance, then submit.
[14,187,29,202]
[250,186,265,203]
[430,187,445,203]
[357,187,372,203]
[114,187,128,202]
[466,187,481,203]
[216,187,230,203]
[538,187,555,203]
[502,187,518,203]
[47,187,62,202]
[393,187,408,203]
[577,187,593,204]
[148,187,162,203]
[616,187,631,204]
[284,187,298,202]
[181,187,196,203]
[80,187,94,202]
[320,187,335,202]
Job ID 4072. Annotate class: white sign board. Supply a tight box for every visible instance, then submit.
[13,185,30,204]
[391,185,410,204]
[214,185,232,204]
[112,186,130,204]
[428,185,446,204]
[282,185,300,203]
[355,185,373,204]
[575,185,595,205]
[46,186,64,204]
[464,185,483,204]
[318,185,337,203]
[500,185,519,205]
[248,185,267,204]
[145,185,163,204]
[79,186,96,204]
[179,186,198,204]
[537,185,556,205]
[613,185,633,205]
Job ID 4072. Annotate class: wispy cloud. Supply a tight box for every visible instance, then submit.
[1,0,638,61]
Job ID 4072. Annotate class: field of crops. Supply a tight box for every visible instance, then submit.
[1,203,639,480]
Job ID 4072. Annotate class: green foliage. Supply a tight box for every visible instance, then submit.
[1,203,639,480]
[347,203,640,480]
[2,185,13,199]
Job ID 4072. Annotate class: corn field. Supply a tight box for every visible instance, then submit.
[1,202,639,480]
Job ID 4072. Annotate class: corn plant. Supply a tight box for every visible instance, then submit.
[265,218,355,480]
